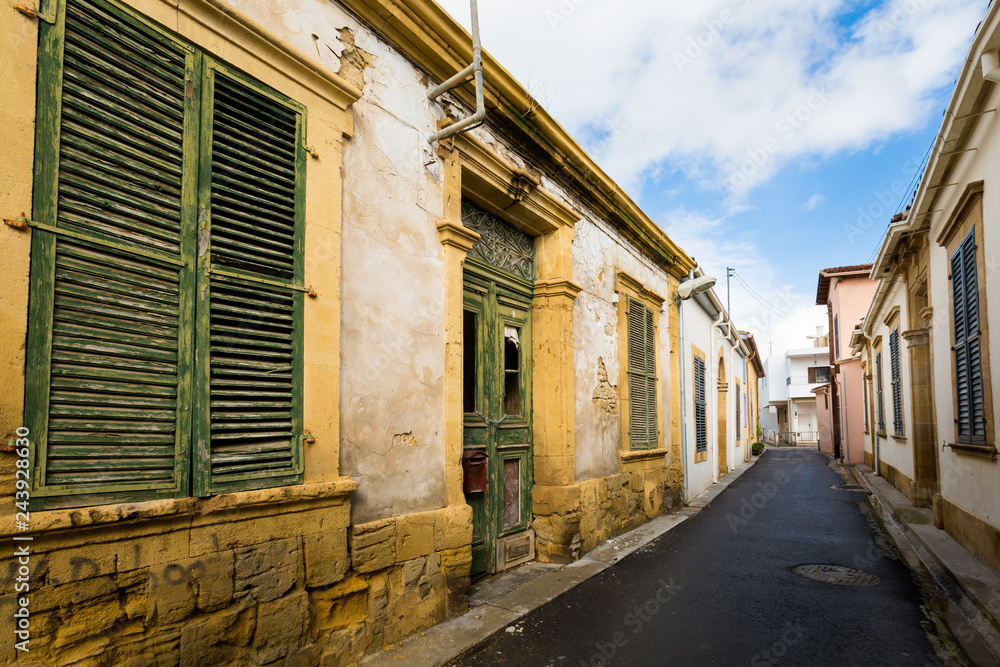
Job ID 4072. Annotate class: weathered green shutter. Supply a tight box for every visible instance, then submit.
[627,299,657,450]
[693,356,707,453]
[26,0,197,506]
[194,62,305,494]
[645,307,657,447]
[952,230,986,444]
[889,328,903,435]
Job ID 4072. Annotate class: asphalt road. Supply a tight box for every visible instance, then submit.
[451,449,956,667]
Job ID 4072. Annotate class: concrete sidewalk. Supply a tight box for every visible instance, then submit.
[362,457,761,667]
[848,464,1000,663]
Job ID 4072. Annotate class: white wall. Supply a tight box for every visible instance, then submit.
[682,298,717,499]
[790,399,818,439]
[334,4,450,523]
[927,79,1000,529]
[786,348,830,399]
[868,278,913,481]
[760,356,789,405]
[571,217,675,482]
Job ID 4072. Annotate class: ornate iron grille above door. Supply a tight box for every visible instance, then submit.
[461,199,535,281]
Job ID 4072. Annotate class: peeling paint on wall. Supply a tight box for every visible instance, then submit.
[592,358,618,415]
[332,27,372,90]
[391,432,418,448]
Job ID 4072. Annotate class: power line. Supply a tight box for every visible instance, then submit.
[732,272,799,319]
[731,272,816,325]
[864,134,937,265]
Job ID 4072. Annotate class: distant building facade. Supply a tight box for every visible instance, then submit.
[759,332,830,446]
[816,266,877,463]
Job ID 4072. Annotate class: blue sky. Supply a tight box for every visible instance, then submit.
[434,0,987,358]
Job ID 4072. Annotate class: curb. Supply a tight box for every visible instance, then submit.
[361,457,761,667]
[848,466,1000,663]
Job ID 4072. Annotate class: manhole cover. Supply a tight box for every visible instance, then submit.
[793,564,880,586]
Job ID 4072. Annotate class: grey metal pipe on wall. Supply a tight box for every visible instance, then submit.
[427,0,485,144]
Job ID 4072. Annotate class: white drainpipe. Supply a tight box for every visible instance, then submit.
[427,0,485,144]
[677,290,690,501]
[710,311,726,483]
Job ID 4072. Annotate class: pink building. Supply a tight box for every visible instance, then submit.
[816,266,877,463]
[813,383,834,455]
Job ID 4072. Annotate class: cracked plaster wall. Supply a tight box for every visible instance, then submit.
[261,0,682,519]
[572,218,675,482]
[262,0,449,524]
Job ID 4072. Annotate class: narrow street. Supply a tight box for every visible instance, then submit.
[452,449,959,667]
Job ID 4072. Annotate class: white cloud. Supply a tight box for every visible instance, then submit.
[658,208,827,358]
[801,194,826,210]
[433,0,982,356]
[435,0,984,200]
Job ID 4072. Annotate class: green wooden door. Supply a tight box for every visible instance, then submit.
[463,264,533,578]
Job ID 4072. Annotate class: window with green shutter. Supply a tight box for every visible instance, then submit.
[25,0,306,509]
[951,229,986,445]
[627,298,657,450]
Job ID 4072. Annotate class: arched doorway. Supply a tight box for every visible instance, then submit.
[718,351,729,477]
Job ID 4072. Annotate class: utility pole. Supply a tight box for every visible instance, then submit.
[726,267,735,315]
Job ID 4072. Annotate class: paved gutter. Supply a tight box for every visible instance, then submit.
[849,464,1000,664]
[361,456,761,667]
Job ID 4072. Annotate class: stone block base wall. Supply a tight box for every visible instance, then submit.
[0,483,472,667]
[879,460,918,507]
[933,494,1000,578]
[532,457,669,563]
[332,505,472,665]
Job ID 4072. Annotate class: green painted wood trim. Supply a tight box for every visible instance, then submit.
[205,58,307,118]
[210,267,308,292]
[25,0,68,501]
[289,107,306,480]
[192,59,216,497]
[627,296,658,451]
[462,266,534,575]
[196,58,306,495]
[465,256,534,296]
[175,50,203,499]
[27,0,198,507]
[24,220,187,268]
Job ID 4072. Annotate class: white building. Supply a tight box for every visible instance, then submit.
[854,0,1000,578]
[759,332,830,445]
[678,269,759,499]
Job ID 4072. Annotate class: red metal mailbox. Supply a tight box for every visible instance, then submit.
[462,450,488,494]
